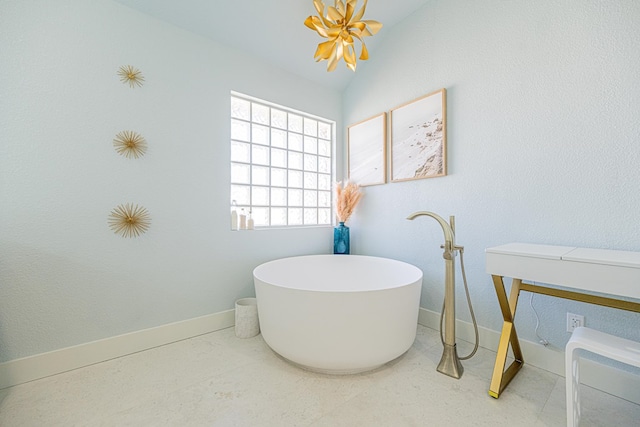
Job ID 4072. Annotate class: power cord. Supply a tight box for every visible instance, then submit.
[529,291,549,346]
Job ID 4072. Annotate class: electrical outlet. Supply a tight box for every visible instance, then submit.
[567,313,585,332]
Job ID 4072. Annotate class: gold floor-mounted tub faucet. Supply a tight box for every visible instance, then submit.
[407,211,465,379]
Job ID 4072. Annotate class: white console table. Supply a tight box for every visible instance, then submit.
[485,243,640,399]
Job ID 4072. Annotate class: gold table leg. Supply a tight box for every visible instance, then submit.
[489,275,525,398]
[487,274,640,399]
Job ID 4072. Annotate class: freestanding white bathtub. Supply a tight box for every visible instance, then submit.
[253,254,423,374]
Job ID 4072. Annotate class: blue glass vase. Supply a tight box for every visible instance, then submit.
[333,222,350,254]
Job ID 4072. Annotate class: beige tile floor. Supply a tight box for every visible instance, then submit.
[1,325,639,426]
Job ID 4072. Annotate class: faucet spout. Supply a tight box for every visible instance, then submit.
[407,211,456,258]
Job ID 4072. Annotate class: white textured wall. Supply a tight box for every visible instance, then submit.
[0,0,341,362]
[344,0,640,358]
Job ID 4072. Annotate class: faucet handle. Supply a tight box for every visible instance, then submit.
[441,244,462,258]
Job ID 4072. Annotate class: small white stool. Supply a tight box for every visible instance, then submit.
[565,326,640,426]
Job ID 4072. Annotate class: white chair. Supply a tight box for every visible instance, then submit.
[565,326,640,426]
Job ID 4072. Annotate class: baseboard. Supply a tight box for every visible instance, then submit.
[418,307,640,404]
[0,309,235,390]
[3,307,637,404]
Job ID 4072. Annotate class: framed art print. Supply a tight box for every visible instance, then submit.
[347,112,386,186]
[390,88,446,182]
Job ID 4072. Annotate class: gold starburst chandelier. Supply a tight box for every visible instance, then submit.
[304,0,382,72]
[108,203,151,238]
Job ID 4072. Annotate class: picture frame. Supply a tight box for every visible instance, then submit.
[347,112,387,186]
[390,88,446,182]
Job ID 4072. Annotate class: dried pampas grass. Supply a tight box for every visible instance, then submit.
[336,181,363,223]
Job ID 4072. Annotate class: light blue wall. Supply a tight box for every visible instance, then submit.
[1,0,638,370]
[0,0,341,362]
[344,0,640,353]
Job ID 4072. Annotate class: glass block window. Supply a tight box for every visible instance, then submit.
[230,92,334,228]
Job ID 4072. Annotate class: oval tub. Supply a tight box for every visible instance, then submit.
[253,254,423,374]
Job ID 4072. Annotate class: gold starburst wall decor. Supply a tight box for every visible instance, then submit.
[113,130,147,159]
[117,65,145,88]
[108,203,151,238]
[304,0,382,72]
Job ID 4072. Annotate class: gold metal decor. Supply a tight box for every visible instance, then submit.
[304,0,382,72]
[117,65,145,88]
[113,130,147,159]
[108,203,151,238]
[488,275,640,399]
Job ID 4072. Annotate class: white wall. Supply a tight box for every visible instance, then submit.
[0,0,341,363]
[344,0,640,366]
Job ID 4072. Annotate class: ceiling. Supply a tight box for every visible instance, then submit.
[113,0,432,91]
